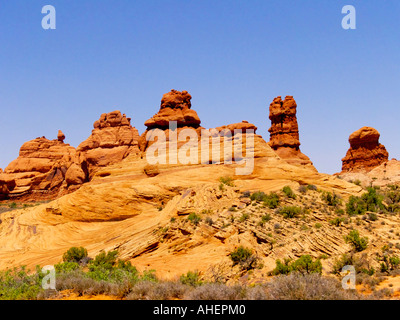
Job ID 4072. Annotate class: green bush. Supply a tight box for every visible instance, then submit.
[344,230,368,252]
[229,246,260,270]
[261,214,272,224]
[219,176,234,187]
[346,196,367,216]
[230,246,253,265]
[0,266,43,300]
[187,213,202,226]
[250,191,280,209]
[180,271,202,287]
[250,191,267,202]
[329,217,344,227]
[272,255,322,275]
[362,187,385,212]
[263,192,280,209]
[321,192,342,207]
[8,202,17,209]
[62,247,89,263]
[239,213,249,222]
[55,261,81,273]
[277,206,302,219]
[282,186,296,199]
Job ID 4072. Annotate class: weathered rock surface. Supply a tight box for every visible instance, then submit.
[0,135,76,198]
[139,90,203,151]
[341,126,389,173]
[268,96,314,168]
[67,110,141,184]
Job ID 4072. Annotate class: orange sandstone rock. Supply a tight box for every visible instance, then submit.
[341,127,389,173]
[268,96,314,167]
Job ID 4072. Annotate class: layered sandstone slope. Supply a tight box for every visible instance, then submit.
[268,96,314,169]
[0,129,363,275]
[0,134,76,198]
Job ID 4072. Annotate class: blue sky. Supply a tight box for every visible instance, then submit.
[0,0,399,174]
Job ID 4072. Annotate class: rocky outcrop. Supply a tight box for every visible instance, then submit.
[139,90,203,151]
[66,111,141,185]
[0,135,76,198]
[268,96,314,167]
[144,89,201,130]
[341,127,389,173]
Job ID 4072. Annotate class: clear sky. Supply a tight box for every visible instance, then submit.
[0,0,399,174]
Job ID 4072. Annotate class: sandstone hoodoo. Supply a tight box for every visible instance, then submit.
[341,126,389,173]
[144,89,201,130]
[268,96,314,168]
[139,89,203,151]
[67,110,141,184]
[0,134,76,198]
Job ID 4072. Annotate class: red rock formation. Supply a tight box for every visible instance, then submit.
[0,135,76,198]
[140,90,203,151]
[58,130,65,143]
[268,96,313,167]
[144,89,201,130]
[215,121,257,135]
[66,110,141,184]
[341,126,389,173]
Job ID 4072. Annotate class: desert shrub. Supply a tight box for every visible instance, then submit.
[378,246,400,273]
[8,202,17,209]
[344,230,368,252]
[272,255,322,275]
[277,206,302,219]
[307,184,318,191]
[362,187,385,212]
[260,214,272,225]
[219,176,234,187]
[180,271,202,287]
[335,208,345,215]
[367,212,378,221]
[272,258,292,275]
[321,192,342,207]
[55,261,81,274]
[250,191,267,202]
[86,250,139,283]
[184,283,246,300]
[346,196,367,216]
[0,266,43,300]
[298,185,308,194]
[240,191,251,198]
[205,216,214,226]
[126,281,184,300]
[329,217,345,227]
[62,247,89,263]
[264,273,362,300]
[229,246,260,270]
[263,192,280,209]
[187,213,202,226]
[239,213,249,222]
[282,186,296,199]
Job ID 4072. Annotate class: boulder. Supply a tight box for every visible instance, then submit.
[341,127,389,173]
